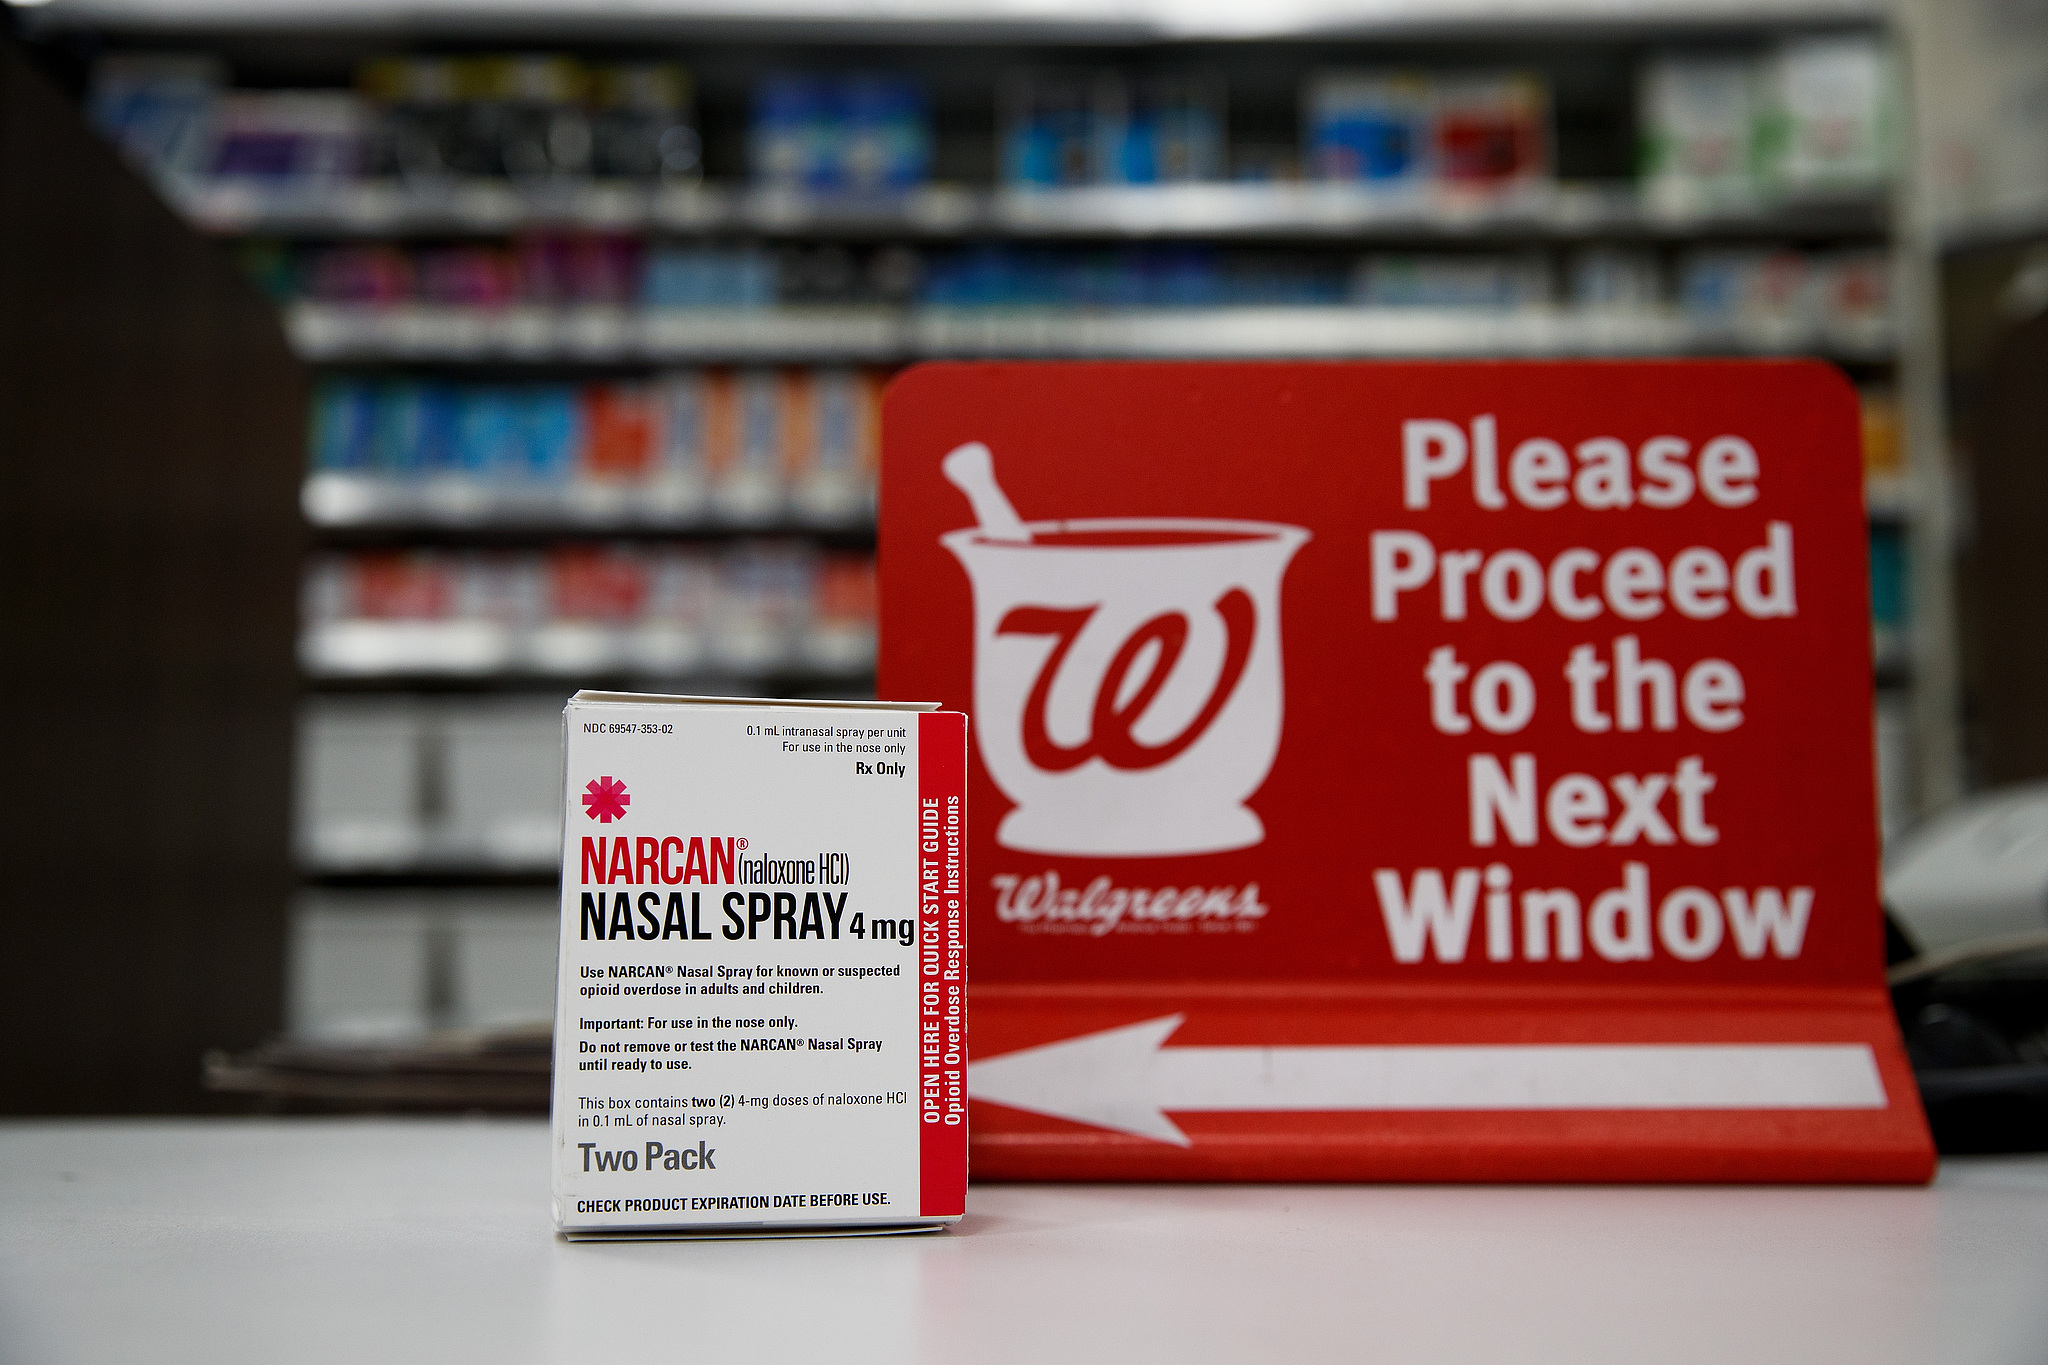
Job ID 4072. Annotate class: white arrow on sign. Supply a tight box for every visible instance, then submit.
[967,1015,1889,1146]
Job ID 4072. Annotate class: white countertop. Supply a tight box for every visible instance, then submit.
[4,1119,2045,1364]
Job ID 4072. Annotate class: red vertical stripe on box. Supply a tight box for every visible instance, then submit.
[917,711,968,1217]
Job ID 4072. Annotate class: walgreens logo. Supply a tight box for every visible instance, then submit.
[939,443,1308,860]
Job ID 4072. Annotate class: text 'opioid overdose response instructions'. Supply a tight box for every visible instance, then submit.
[551,692,967,1237]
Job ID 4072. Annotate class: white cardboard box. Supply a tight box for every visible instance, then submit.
[551,691,968,1238]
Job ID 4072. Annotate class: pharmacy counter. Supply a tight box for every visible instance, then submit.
[4,1119,2046,1364]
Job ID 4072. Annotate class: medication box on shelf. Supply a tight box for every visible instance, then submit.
[551,690,967,1238]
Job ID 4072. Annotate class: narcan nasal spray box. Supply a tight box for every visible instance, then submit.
[551,691,968,1238]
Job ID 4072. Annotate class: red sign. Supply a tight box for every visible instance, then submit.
[878,360,1933,1183]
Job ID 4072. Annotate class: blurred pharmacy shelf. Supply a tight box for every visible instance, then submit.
[285,888,559,1040]
[908,304,1894,361]
[168,177,1891,244]
[976,184,1887,244]
[301,471,873,532]
[299,622,874,682]
[285,301,1897,365]
[293,695,561,907]
[300,544,877,683]
[305,672,872,701]
[287,302,901,364]
[36,0,1965,1048]
[301,474,875,537]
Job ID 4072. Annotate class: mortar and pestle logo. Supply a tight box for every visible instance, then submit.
[939,442,1309,857]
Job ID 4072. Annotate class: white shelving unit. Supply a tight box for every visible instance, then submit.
[299,470,876,531]
[298,617,876,684]
[171,176,1890,242]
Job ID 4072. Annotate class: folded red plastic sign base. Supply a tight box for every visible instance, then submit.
[967,984,1925,1182]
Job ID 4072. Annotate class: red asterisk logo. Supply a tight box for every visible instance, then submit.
[582,776,630,823]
